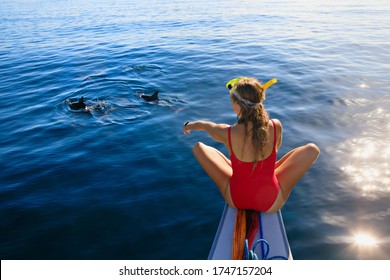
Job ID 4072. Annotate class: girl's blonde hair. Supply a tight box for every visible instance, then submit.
[230,77,270,163]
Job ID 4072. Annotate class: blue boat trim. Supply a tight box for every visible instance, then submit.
[208,205,292,260]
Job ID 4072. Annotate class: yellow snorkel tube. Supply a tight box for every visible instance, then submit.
[262,78,277,100]
[226,77,278,99]
[262,78,278,91]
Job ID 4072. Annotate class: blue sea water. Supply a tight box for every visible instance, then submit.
[0,0,389,260]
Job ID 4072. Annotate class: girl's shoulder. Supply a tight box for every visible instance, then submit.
[270,118,282,129]
[230,122,246,133]
[269,119,282,149]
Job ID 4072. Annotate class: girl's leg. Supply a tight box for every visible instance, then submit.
[275,143,320,201]
[275,148,296,169]
[192,142,234,207]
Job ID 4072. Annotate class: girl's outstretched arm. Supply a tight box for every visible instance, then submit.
[183,120,229,143]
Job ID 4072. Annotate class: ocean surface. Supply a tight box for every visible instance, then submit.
[1,0,389,260]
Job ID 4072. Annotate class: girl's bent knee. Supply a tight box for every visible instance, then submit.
[305,143,320,159]
[192,142,205,156]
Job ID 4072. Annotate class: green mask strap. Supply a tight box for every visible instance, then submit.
[226,77,243,90]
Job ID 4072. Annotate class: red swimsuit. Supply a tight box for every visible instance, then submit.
[228,120,279,212]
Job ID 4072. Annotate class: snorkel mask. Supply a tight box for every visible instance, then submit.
[226,77,278,109]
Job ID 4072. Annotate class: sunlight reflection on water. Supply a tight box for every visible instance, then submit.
[326,94,390,259]
[337,99,390,200]
[353,232,379,247]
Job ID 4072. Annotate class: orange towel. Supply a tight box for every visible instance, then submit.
[232,209,259,260]
[232,209,246,260]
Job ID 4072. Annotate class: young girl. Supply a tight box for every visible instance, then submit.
[182,77,320,213]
